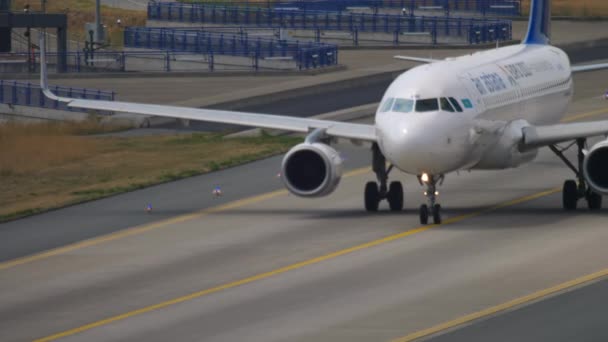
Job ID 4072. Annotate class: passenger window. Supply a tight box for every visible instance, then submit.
[380,98,394,112]
[440,98,455,112]
[448,97,463,112]
[415,98,439,112]
[392,98,414,113]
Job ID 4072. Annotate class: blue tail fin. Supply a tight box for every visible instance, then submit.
[523,0,551,45]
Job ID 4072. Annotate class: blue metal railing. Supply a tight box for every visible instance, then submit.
[150,3,512,44]
[0,80,115,114]
[173,0,522,17]
[124,27,339,69]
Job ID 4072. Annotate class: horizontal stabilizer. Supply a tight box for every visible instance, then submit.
[393,56,439,64]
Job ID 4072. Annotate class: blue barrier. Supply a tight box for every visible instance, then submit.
[124,27,339,69]
[172,0,521,17]
[0,80,115,114]
[150,3,512,44]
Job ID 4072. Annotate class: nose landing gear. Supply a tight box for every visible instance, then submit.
[418,174,444,225]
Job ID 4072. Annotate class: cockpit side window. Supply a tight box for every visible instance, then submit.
[380,98,395,112]
[448,97,463,112]
[416,98,439,112]
[392,98,414,113]
[440,98,455,112]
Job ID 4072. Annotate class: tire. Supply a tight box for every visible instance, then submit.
[365,182,380,212]
[587,192,603,211]
[387,181,404,212]
[563,180,578,211]
[419,204,429,225]
[433,204,442,224]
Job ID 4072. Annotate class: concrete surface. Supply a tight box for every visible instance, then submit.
[426,277,608,342]
[1,67,608,342]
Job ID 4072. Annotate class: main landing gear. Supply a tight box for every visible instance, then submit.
[364,144,404,212]
[418,174,444,225]
[549,138,602,211]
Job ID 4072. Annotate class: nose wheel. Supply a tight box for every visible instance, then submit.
[418,174,443,225]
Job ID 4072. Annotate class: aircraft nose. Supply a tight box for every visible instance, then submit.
[378,114,467,175]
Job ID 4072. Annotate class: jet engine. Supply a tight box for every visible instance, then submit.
[281,142,343,197]
[474,120,539,170]
[583,139,608,195]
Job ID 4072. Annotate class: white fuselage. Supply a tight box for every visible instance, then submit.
[374,44,573,176]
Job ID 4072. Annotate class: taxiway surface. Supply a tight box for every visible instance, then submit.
[1,71,608,342]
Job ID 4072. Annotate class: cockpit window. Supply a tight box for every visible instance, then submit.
[440,98,455,112]
[448,97,463,112]
[415,98,439,112]
[392,98,414,113]
[380,98,395,112]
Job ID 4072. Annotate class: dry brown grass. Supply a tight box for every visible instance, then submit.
[0,121,300,221]
[520,0,608,17]
[13,0,147,47]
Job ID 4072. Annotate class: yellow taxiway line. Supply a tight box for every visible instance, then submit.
[393,268,608,342]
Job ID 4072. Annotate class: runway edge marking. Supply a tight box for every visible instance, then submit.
[392,268,608,342]
[0,167,370,272]
[3,107,607,272]
[34,188,559,342]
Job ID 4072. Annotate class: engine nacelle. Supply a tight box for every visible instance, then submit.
[583,139,608,195]
[474,120,539,170]
[281,143,343,197]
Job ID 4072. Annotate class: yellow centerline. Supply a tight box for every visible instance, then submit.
[34,187,560,342]
[393,268,608,342]
[561,108,608,123]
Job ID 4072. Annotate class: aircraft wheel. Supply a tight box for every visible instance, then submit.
[365,182,380,212]
[587,192,602,211]
[563,180,578,211]
[433,204,442,224]
[387,181,404,211]
[419,204,429,225]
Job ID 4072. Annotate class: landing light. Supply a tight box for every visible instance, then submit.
[421,173,430,183]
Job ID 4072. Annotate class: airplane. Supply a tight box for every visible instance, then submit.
[39,0,608,225]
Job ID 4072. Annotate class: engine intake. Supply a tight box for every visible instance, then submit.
[583,139,608,195]
[281,143,343,197]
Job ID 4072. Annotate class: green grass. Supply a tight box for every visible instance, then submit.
[1,121,302,223]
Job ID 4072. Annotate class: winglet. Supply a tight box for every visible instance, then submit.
[523,0,551,45]
[39,34,69,102]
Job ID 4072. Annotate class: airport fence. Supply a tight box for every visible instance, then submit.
[175,0,522,17]
[124,27,339,69]
[0,80,115,114]
[149,2,512,45]
[2,44,329,73]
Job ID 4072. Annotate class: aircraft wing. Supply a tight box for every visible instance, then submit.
[571,62,608,73]
[522,120,608,148]
[38,38,377,143]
